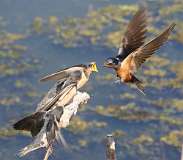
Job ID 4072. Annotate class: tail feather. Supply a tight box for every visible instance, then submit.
[45,113,69,149]
[136,81,145,95]
[131,75,145,95]
[13,112,45,137]
[18,143,42,157]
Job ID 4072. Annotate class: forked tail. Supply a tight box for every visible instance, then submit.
[13,112,45,137]
[131,75,145,95]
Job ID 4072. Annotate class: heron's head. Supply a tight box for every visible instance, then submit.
[87,62,98,72]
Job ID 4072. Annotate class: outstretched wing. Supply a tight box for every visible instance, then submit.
[117,8,147,60]
[40,64,86,82]
[121,23,175,72]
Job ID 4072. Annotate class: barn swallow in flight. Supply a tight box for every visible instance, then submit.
[103,8,175,94]
[13,62,98,137]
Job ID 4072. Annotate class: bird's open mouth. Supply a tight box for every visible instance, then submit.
[103,62,111,68]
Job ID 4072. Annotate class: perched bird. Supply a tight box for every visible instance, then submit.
[18,107,65,159]
[13,62,98,137]
[103,8,175,94]
[16,91,90,159]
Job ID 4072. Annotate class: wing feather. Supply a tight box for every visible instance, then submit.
[129,23,175,71]
[36,79,78,112]
[40,64,85,82]
[117,8,147,60]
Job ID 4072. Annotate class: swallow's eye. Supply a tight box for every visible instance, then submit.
[114,60,119,65]
[111,58,119,65]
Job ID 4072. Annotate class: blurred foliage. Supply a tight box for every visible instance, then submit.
[161,130,183,147]
[30,5,139,47]
[0,127,30,138]
[95,104,183,126]
[151,98,183,112]
[0,97,20,106]
[160,1,183,17]
[31,17,44,34]
[112,130,126,138]
[1,0,183,159]
[68,116,107,134]
[28,2,183,49]
[132,134,154,145]
[95,104,155,121]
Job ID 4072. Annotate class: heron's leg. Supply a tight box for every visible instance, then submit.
[44,146,53,160]
[56,129,69,149]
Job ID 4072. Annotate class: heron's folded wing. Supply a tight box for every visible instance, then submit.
[36,71,82,111]
[39,64,85,82]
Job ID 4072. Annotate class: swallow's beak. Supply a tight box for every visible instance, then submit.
[103,60,112,68]
[103,61,109,67]
[92,63,98,72]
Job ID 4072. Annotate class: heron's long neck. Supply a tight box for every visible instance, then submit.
[84,68,92,78]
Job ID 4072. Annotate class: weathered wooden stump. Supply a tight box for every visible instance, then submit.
[106,134,116,160]
[181,144,183,160]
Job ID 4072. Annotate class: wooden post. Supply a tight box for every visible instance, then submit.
[106,134,116,160]
[44,146,52,160]
[181,144,183,160]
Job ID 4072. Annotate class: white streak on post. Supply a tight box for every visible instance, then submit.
[106,134,116,160]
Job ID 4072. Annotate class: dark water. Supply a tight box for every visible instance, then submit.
[0,0,183,160]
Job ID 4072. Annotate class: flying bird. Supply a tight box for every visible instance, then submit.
[13,62,98,138]
[103,8,175,94]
